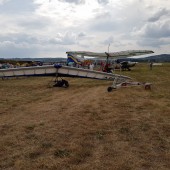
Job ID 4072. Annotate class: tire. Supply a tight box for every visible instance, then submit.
[145,84,151,90]
[107,87,113,92]
[121,82,127,86]
[54,80,64,87]
[64,80,69,88]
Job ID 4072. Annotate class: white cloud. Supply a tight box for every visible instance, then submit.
[140,20,170,38]
[97,0,109,5]
[48,32,78,45]
[0,0,169,58]
[0,0,9,5]
[0,41,38,58]
[58,0,85,5]
[148,8,170,22]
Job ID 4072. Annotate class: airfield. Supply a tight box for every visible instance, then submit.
[0,63,170,170]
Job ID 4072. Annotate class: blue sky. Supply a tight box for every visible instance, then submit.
[0,0,169,58]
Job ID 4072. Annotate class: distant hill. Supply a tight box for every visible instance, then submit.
[143,54,170,62]
[0,54,170,63]
[0,58,67,65]
[117,54,170,62]
[0,57,67,62]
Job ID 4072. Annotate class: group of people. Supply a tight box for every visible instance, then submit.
[0,63,17,69]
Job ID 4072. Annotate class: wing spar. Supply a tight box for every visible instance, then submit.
[66,50,154,58]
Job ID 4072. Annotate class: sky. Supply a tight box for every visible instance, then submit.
[0,0,169,58]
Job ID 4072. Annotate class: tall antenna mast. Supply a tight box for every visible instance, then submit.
[108,43,110,53]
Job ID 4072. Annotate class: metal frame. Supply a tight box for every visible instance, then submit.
[107,77,152,92]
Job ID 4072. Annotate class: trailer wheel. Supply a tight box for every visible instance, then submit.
[64,80,69,88]
[107,87,113,92]
[145,84,151,90]
[121,82,127,86]
[53,80,64,87]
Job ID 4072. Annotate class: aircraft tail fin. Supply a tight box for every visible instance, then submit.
[67,53,82,65]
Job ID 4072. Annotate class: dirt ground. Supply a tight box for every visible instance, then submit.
[0,63,170,170]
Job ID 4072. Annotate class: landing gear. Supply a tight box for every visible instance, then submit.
[144,83,151,90]
[48,75,69,88]
[106,74,152,92]
[107,86,113,92]
[53,79,69,88]
[107,80,152,92]
[50,67,69,88]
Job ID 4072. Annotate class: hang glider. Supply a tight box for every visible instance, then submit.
[66,50,154,58]
[0,65,130,80]
[0,64,152,92]
[0,64,133,91]
[0,50,154,92]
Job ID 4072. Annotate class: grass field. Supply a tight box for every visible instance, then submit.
[0,63,170,170]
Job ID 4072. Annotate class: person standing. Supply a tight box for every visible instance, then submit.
[150,62,153,70]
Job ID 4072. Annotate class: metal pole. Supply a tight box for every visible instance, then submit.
[108,43,110,53]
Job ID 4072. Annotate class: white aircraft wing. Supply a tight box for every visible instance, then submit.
[66,50,154,58]
[0,65,131,81]
[66,51,106,57]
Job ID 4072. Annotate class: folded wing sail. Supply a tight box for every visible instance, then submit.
[66,50,154,58]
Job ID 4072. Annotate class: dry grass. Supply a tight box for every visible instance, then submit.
[0,63,170,170]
